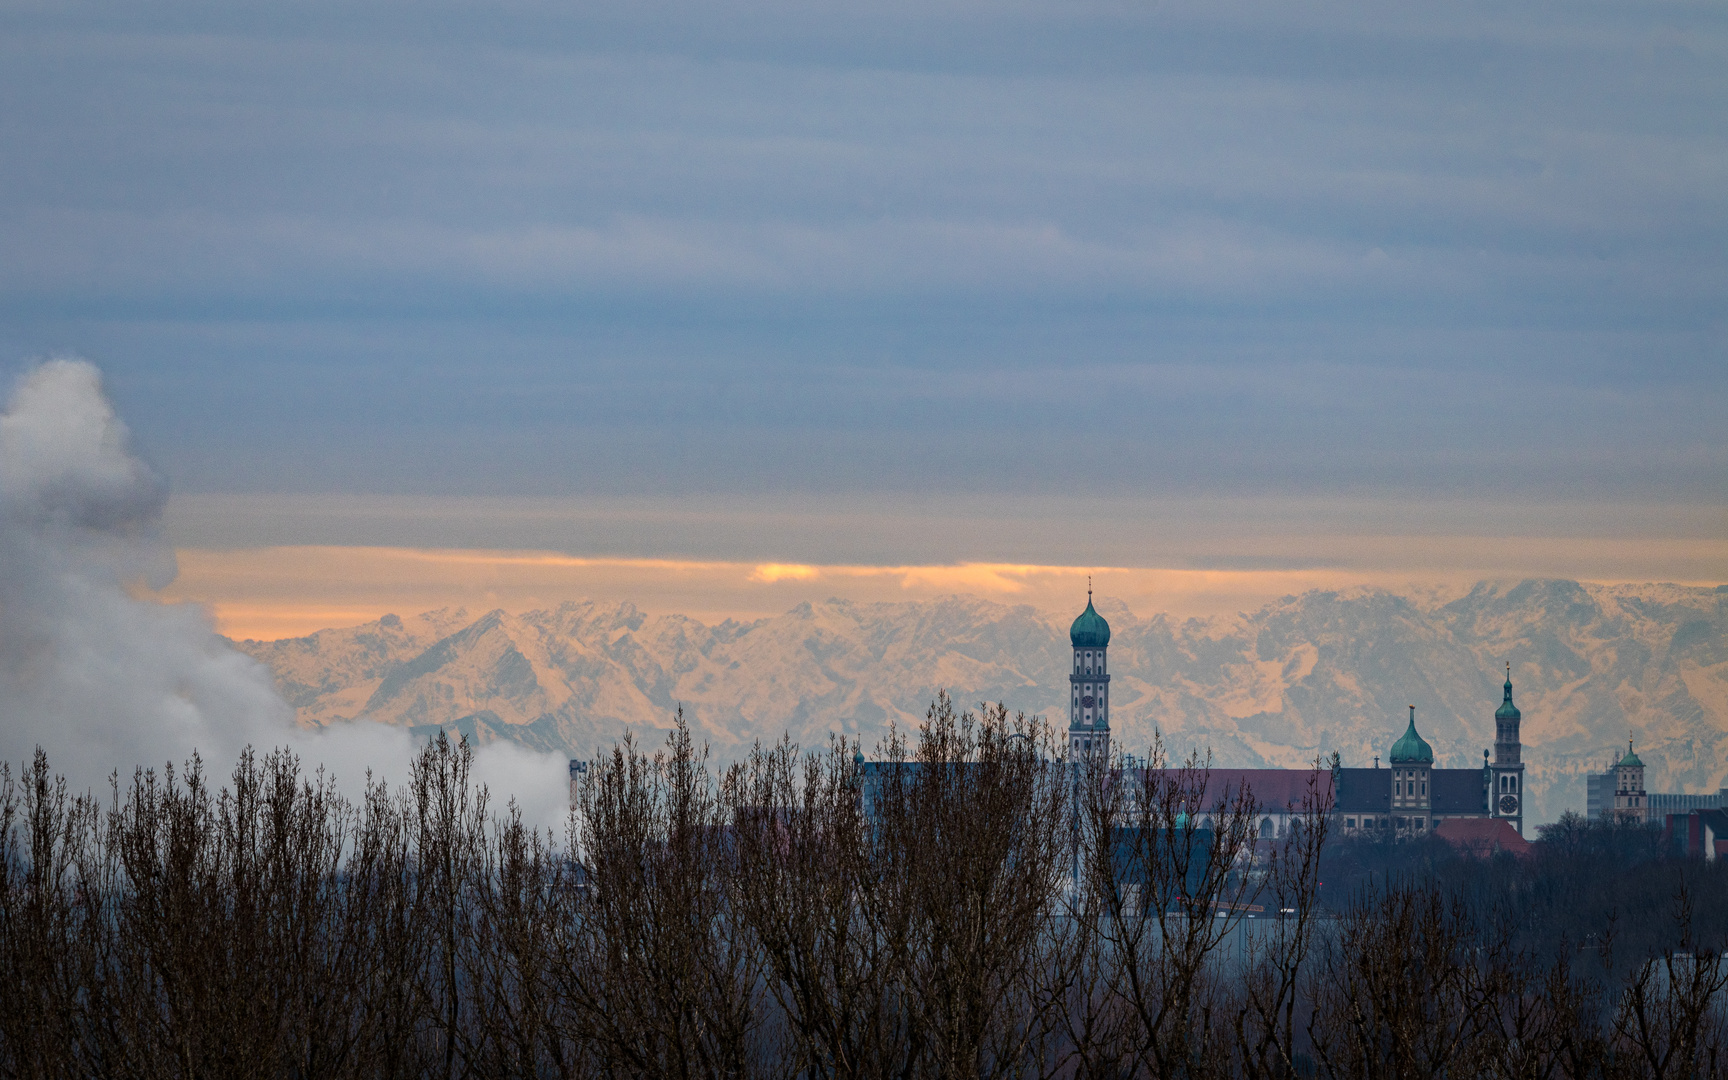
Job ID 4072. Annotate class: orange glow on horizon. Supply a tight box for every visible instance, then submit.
[156,543,1724,642]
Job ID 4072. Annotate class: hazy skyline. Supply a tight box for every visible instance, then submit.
[3,0,1724,633]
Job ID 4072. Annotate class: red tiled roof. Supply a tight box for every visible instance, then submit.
[1434,817,1532,858]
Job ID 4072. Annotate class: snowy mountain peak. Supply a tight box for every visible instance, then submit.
[234,580,1728,824]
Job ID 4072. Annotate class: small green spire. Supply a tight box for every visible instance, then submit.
[1617,737,1643,769]
[1495,663,1521,721]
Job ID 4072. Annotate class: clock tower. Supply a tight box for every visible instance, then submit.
[1489,664,1527,836]
[1068,586,1111,758]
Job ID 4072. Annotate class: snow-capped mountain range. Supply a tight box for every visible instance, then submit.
[235,579,1728,824]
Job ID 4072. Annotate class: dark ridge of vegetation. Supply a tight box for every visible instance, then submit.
[1319,812,1728,970]
[1,693,1725,1079]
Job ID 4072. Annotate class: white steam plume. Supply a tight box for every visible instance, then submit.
[0,359,571,824]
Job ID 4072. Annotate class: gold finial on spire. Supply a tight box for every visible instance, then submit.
[1088,574,1092,602]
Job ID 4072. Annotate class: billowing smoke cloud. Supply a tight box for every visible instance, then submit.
[0,359,570,824]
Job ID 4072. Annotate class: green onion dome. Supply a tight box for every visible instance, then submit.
[1070,596,1111,648]
[1388,707,1434,766]
[1618,742,1643,768]
[1496,667,1521,721]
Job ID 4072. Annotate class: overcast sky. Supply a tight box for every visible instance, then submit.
[3,0,1724,588]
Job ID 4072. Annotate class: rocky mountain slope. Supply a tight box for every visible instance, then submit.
[235,579,1728,824]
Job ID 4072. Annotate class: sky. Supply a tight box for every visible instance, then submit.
[2,0,1725,637]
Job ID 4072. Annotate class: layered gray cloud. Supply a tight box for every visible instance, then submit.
[0,0,1723,511]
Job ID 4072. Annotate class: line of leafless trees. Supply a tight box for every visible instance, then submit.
[2,693,1725,1079]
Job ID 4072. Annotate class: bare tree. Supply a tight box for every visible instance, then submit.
[0,751,102,1080]
[6,702,1728,1080]
[728,734,914,1079]
[560,712,766,1079]
[1229,765,1333,1080]
[1307,886,1496,1080]
[462,800,583,1079]
[889,696,1071,1079]
[1609,882,1728,1080]
[1068,731,1261,1078]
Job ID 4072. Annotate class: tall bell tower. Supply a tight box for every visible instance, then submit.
[1489,664,1527,836]
[1068,584,1112,758]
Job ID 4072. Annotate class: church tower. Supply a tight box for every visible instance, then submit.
[1613,740,1647,824]
[1068,586,1111,758]
[1489,665,1527,836]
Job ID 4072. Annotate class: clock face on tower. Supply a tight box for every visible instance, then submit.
[1081,695,1095,708]
[1499,794,1519,815]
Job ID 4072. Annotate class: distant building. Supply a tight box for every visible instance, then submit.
[1665,808,1728,861]
[1650,790,1728,814]
[1586,770,1614,820]
[1581,743,1652,825]
[1588,757,1721,822]
[568,758,588,803]
[1330,666,1528,837]
[1060,596,1532,838]
[853,596,1545,844]
[1612,743,1648,824]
